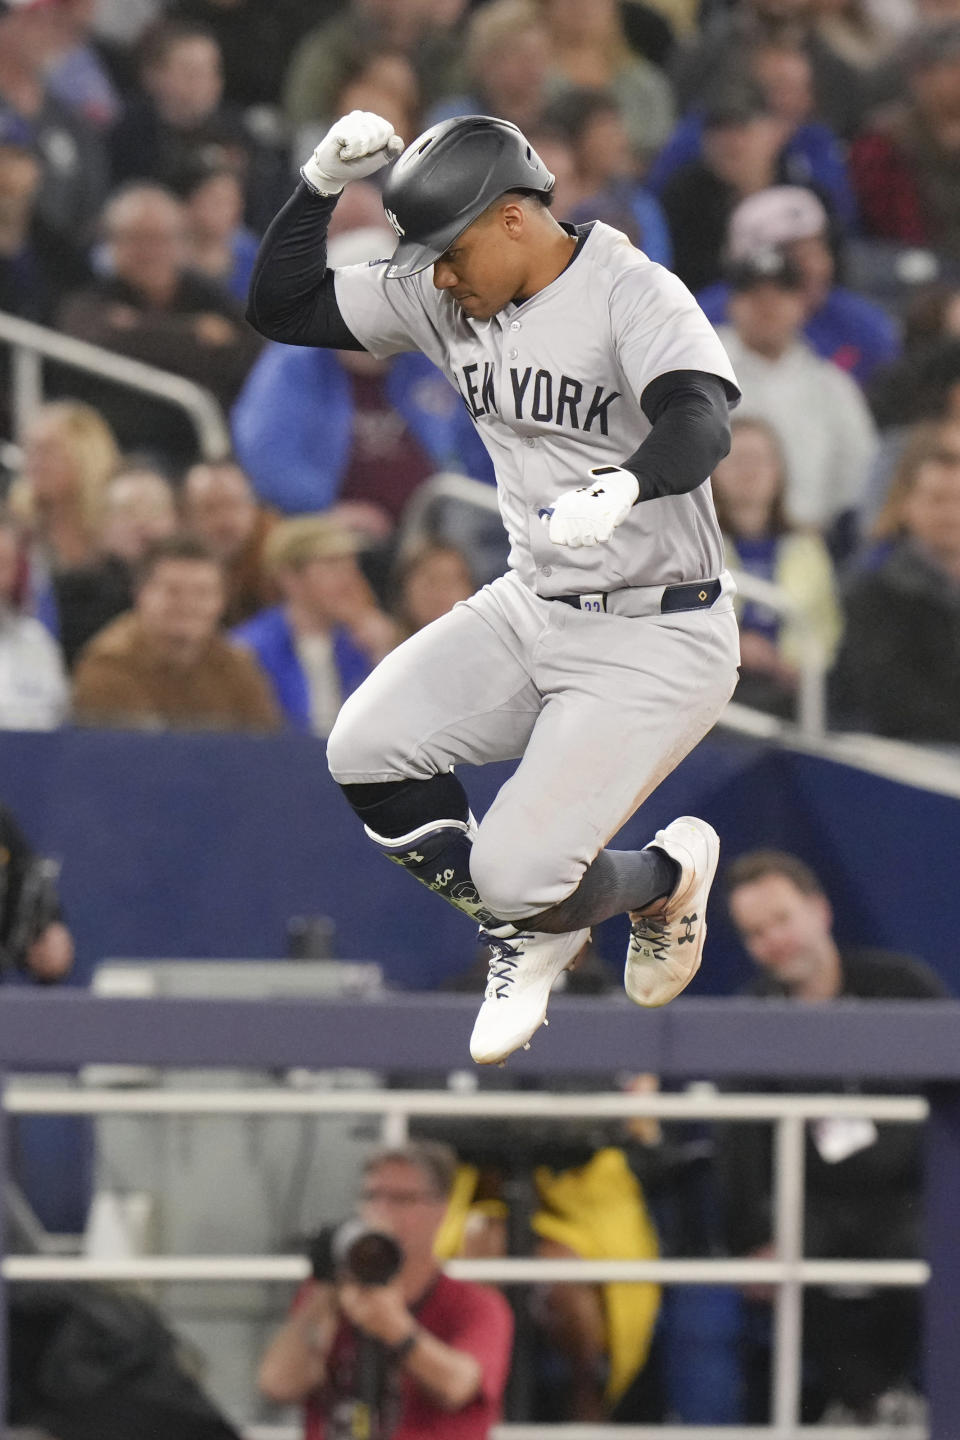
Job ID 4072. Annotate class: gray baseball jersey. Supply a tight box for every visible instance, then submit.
[335,221,739,593]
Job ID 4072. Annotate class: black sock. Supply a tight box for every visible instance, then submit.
[523,847,680,934]
[339,773,469,836]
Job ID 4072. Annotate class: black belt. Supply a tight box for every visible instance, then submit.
[553,578,723,615]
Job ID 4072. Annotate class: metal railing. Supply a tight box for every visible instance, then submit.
[398,472,829,736]
[0,310,231,460]
[2,1081,927,1440]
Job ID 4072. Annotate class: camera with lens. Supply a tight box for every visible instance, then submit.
[308,1218,404,1287]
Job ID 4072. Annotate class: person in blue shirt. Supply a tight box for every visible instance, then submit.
[697,186,899,387]
[231,226,495,519]
[232,513,398,737]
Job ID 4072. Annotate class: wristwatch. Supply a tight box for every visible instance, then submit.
[390,1326,421,1363]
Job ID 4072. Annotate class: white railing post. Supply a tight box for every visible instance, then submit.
[11,344,43,439]
[772,1113,807,1436]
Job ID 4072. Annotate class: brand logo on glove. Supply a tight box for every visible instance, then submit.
[384,207,405,238]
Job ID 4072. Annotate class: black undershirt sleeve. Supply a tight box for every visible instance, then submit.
[245,182,366,350]
[620,369,736,502]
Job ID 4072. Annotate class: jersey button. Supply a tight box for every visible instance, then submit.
[510,320,521,331]
[523,437,536,448]
[509,348,518,360]
[541,565,552,576]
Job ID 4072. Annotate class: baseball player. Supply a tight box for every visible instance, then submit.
[247,112,741,1065]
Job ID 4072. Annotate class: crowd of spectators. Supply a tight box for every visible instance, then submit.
[0,0,957,748]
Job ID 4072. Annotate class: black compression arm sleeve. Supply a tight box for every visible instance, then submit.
[620,370,735,502]
[245,182,366,350]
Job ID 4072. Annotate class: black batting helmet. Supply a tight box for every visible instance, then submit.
[380,115,555,280]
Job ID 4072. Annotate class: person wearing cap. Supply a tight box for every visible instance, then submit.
[231,224,495,524]
[716,248,878,540]
[697,185,900,387]
[850,19,960,260]
[231,515,399,736]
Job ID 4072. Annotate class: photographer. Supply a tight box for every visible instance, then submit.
[0,802,73,983]
[258,1141,513,1440]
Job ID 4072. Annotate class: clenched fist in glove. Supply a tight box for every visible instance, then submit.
[541,466,640,548]
[301,111,404,196]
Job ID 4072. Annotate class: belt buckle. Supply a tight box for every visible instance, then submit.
[579,593,606,613]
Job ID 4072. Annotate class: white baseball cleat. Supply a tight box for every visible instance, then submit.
[470,927,590,1065]
[624,816,720,1007]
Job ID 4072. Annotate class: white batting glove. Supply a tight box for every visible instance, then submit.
[541,466,640,548]
[301,111,404,196]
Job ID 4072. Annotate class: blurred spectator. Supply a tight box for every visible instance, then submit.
[283,0,466,136]
[660,81,789,291]
[171,153,259,302]
[232,515,398,736]
[390,540,476,639]
[232,226,493,526]
[810,0,902,72]
[52,464,179,669]
[720,849,945,1422]
[850,20,960,258]
[524,125,582,219]
[866,283,960,473]
[671,0,872,139]
[183,458,276,625]
[0,516,69,731]
[258,1140,513,1440]
[167,0,324,110]
[327,47,422,159]
[109,17,286,232]
[618,0,676,68]
[99,465,178,565]
[0,798,73,981]
[0,0,109,238]
[426,0,553,134]
[715,249,878,538]
[698,186,899,386]
[648,41,856,233]
[7,401,120,636]
[831,416,960,742]
[543,88,673,265]
[538,0,675,163]
[91,0,165,49]
[72,533,280,730]
[0,110,91,325]
[712,417,842,716]
[45,0,122,131]
[56,183,262,466]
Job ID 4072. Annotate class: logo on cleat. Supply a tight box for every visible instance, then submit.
[678,914,698,944]
[398,850,424,865]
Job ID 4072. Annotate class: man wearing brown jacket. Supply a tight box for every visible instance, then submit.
[72,533,280,732]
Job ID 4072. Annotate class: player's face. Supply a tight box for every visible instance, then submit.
[432,211,526,320]
[729,875,834,991]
